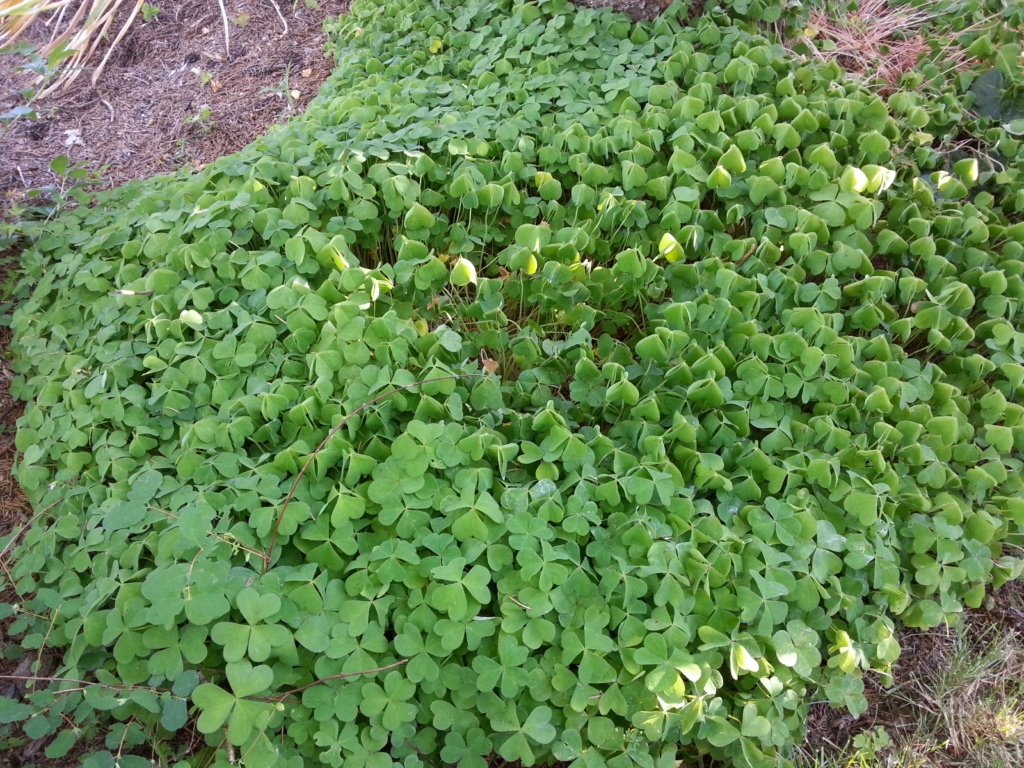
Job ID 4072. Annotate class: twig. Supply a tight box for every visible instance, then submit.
[199,736,229,768]
[262,374,483,572]
[0,675,101,688]
[217,0,231,58]
[115,715,136,763]
[33,610,59,680]
[508,595,532,611]
[267,0,289,36]
[150,507,265,558]
[272,658,408,700]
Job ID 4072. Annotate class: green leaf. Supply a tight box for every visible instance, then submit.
[192,684,236,733]
[659,233,684,262]
[704,716,740,747]
[451,257,477,287]
[282,202,311,226]
[225,660,274,698]
[720,145,745,174]
[45,729,76,759]
[707,165,732,189]
[405,203,435,230]
[470,378,503,410]
[499,731,533,764]
[295,613,330,652]
[236,588,281,625]
[698,626,731,649]
[161,697,189,731]
[844,492,878,526]
[523,706,556,743]
[452,510,489,541]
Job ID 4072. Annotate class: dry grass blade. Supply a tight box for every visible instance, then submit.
[0,0,150,96]
[0,0,73,46]
[788,0,971,89]
[797,594,1024,768]
[88,0,143,86]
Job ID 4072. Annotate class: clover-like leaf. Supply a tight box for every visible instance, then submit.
[192,684,235,733]
[225,660,274,698]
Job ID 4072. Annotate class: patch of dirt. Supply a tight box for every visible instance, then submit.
[802,579,1024,765]
[788,0,970,92]
[1,0,348,198]
[568,0,670,21]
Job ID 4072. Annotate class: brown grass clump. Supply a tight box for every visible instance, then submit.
[792,0,968,89]
[798,580,1024,768]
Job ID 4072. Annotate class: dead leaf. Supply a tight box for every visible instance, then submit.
[290,89,301,100]
[301,68,312,78]
[481,357,499,375]
[211,79,222,92]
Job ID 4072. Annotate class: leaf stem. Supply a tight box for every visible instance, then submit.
[271,658,409,700]
[0,498,65,564]
[508,595,532,610]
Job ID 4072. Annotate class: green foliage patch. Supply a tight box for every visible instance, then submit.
[4,0,1024,766]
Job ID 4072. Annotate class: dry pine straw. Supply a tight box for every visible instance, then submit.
[792,0,973,89]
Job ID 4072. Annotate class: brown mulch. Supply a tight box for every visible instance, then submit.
[1,0,348,199]
[568,0,670,20]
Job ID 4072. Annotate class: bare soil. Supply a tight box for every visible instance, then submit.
[801,578,1024,765]
[1,0,348,198]
[568,0,670,21]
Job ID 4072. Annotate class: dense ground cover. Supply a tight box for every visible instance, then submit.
[3,0,1024,766]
